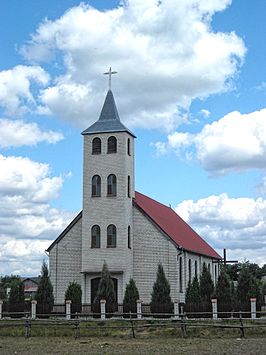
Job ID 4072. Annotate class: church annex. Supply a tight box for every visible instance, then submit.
[47,87,221,304]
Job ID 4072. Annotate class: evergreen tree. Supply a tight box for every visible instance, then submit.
[237,263,261,303]
[151,263,172,304]
[185,280,192,303]
[123,278,139,305]
[199,263,214,302]
[215,267,231,303]
[186,276,201,303]
[9,279,24,304]
[65,281,82,304]
[36,261,54,307]
[95,261,115,304]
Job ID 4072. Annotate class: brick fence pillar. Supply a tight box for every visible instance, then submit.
[100,299,106,320]
[137,300,142,320]
[66,300,72,320]
[250,298,256,319]
[174,300,179,320]
[31,300,37,320]
[211,298,218,320]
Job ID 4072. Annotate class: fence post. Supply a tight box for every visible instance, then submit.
[250,298,256,319]
[137,300,142,320]
[66,300,72,320]
[31,300,37,320]
[0,300,3,319]
[100,299,106,320]
[211,298,218,320]
[174,300,179,320]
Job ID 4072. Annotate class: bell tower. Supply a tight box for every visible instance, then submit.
[80,84,136,303]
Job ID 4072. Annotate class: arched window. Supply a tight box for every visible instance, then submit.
[92,137,101,154]
[107,136,117,153]
[107,174,117,196]
[92,175,101,197]
[91,225,100,248]
[127,138,130,156]
[127,176,131,197]
[107,224,116,248]
[128,226,131,249]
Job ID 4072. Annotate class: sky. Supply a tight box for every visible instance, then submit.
[0,0,266,276]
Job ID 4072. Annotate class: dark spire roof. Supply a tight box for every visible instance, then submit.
[82,90,136,137]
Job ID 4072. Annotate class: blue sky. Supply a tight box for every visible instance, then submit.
[0,0,266,275]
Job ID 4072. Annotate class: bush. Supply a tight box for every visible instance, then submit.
[123,278,139,317]
[65,281,82,315]
[36,261,54,315]
[151,263,173,316]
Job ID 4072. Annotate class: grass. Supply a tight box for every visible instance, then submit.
[0,318,266,339]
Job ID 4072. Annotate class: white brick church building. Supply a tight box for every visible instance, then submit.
[47,88,221,304]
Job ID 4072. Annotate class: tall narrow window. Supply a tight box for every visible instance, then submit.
[92,137,101,154]
[107,224,117,248]
[107,136,117,153]
[188,259,192,283]
[127,176,131,197]
[128,226,131,249]
[92,175,101,197]
[179,256,183,292]
[195,260,198,278]
[91,225,100,248]
[215,265,217,284]
[127,138,131,156]
[107,174,117,196]
[208,263,211,272]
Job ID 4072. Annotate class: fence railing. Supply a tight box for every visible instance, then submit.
[1,316,266,340]
[0,298,265,320]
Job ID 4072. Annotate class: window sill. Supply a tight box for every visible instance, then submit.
[92,152,101,155]
[107,194,117,197]
[91,195,101,198]
[107,246,116,248]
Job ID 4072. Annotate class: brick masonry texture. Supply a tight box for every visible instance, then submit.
[49,130,218,304]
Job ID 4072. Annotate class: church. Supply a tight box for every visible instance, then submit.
[47,84,221,305]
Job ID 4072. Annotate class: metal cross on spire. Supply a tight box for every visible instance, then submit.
[104,67,117,90]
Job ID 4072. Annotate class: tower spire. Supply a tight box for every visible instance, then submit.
[104,67,117,90]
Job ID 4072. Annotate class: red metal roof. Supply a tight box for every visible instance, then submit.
[134,191,221,259]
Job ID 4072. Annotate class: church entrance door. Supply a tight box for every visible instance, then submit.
[91,277,118,304]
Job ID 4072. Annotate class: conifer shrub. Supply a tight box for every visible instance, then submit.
[36,261,54,316]
[123,278,139,317]
[65,281,82,315]
[150,263,173,316]
[199,263,214,302]
[93,261,116,317]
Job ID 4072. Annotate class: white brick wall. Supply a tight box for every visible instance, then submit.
[81,131,135,301]
[49,217,82,303]
[133,206,216,303]
[133,206,179,302]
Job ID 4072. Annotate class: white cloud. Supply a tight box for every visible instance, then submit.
[20,0,245,131]
[155,108,266,175]
[175,193,266,265]
[0,118,63,148]
[0,65,49,116]
[0,155,75,275]
[257,176,266,195]
[200,109,211,117]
